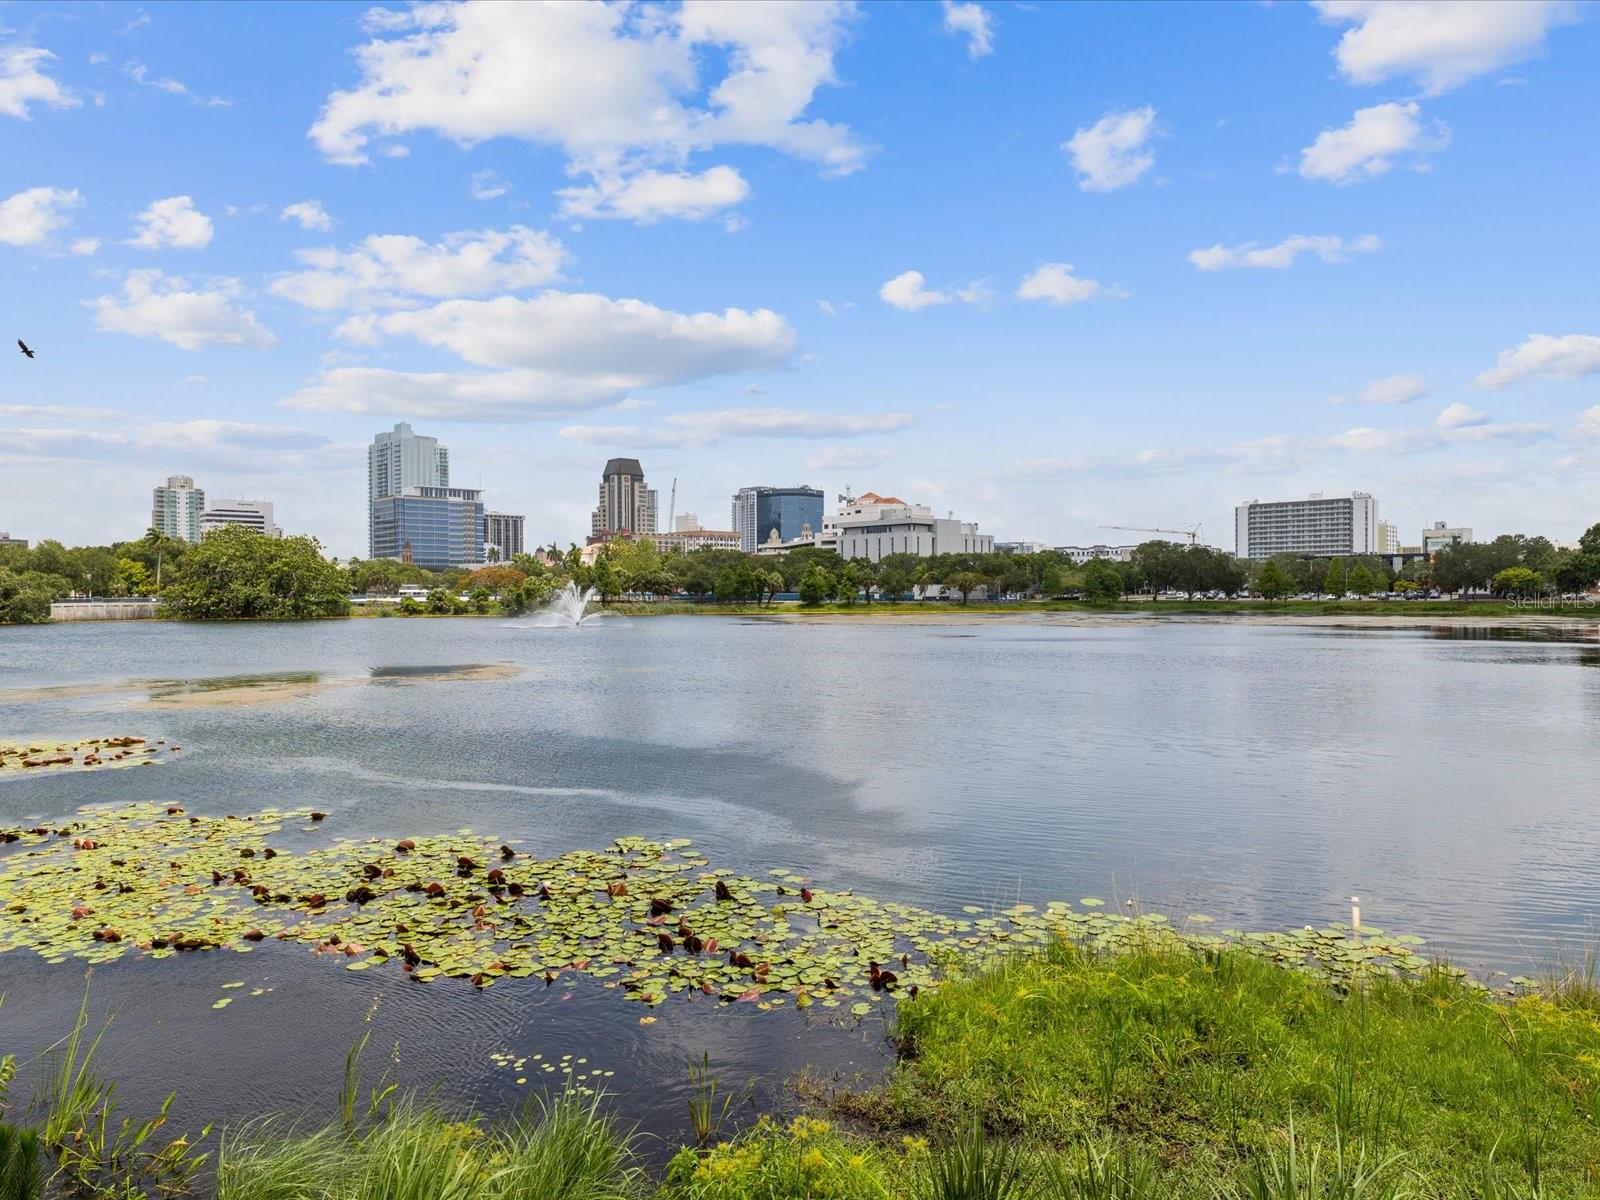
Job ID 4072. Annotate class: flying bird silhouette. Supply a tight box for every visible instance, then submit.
[17,339,34,359]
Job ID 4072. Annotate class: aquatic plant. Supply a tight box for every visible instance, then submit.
[0,737,167,779]
[28,982,209,1195]
[687,1053,736,1148]
[919,1120,1031,1200]
[0,804,1438,1020]
[215,1092,639,1200]
[0,1123,42,1200]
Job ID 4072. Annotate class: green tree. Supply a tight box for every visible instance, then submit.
[1080,558,1123,604]
[943,570,985,604]
[0,568,56,623]
[111,557,155,597]
[1580,522,1600,557]
[1254,558,1293,600]
[760,569,785,606]
[159,527,350,620]
[1346,564,1377,596]
[1322,557,1346,597]
[1131,541,1184,597]
[1493,566,1544,597]
[592,554,620,604]
[797,567,833,606]
[1038,559,1065,598]
[1553,550,1600,595]
[714,560,757,602]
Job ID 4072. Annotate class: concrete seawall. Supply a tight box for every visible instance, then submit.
[50,599,162,621]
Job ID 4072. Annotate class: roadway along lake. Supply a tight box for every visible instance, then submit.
[1,613,1597,1145]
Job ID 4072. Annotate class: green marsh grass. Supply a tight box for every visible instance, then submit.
[215,1092,640,1200]
[854,938,1600,1195]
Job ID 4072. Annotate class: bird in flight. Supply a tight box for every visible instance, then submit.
[17,339,34,359]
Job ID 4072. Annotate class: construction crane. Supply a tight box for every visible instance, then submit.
[1100,524,1202,546]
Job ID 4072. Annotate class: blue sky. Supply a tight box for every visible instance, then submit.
[1,0,1597,556]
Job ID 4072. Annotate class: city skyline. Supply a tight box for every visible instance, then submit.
[1,3,1597,556]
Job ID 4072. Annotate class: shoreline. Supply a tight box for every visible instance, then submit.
[22,598,1597,632]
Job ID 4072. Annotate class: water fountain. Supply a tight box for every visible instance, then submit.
[531,581,601,627]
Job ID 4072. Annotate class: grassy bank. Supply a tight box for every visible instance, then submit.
[42,596,1599,624]
[614,597,1596,619]
[9,940,1596,1198]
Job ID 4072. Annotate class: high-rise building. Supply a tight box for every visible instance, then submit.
[200,499,280,538]
[673,513,702,532]
[1234,492,1379,560]
[731,485,826,552]
[483,512,525,561]
[591,458,657,536]
[834,492,993,561]
[1422,521,1472,555]
[152,475,205,543]
[1377,520,1400,555]
[371,486,484,569]
[368,423,448,558]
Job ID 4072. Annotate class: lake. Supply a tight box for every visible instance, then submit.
[2,613,1598,1147]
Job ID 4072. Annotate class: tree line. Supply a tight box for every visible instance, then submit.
[3,521,1597,623]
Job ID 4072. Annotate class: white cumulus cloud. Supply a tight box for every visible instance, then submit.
[1188,233,1380,271]
[89,270,276,351]
[285,290,797,421]
[557,165,749,223]
[0,47,78,119]
[1064,106,1157,192]
[308,2,865,217]
[1329,373,1427,405]
[1298,101,1448,184]
[1015,262,1101,305]
[129,195,214,250]
[880,269,991,312]
[1476,333,1600,388]
[1313,0,1578,94]
[0,186,82,246]
[879,270,948,312]
[347,292,794,372]
[280,200,333,231]
[1435,402,1489,429]
[942,1,994,58]
[269,226,568,311]
[1572,406,1600,441]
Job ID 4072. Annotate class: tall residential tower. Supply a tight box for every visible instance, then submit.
[368,423,448,558]
[591,458,657,537]
[151,475,205,543]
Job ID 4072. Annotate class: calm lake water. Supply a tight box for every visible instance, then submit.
[2,613,1598,1146]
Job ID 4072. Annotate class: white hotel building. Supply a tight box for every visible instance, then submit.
[835,492,993,562]
[1234,492,1379,560]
